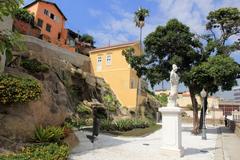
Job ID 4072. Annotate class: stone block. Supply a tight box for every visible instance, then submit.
[85,74,96,87]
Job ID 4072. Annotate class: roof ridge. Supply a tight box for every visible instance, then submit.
[90,41,139,52]
[24,0,67,20]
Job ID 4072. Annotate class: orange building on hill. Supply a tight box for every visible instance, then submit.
[24,0,67,45]
[19,0,92,55]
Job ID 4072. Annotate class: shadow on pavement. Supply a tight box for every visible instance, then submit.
[70,130,130,157]
[184,147,217,156]
[182,126,231,135]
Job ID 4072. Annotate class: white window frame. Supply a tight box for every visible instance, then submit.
[130,79,135,89]
[97,56,102,71]
[106,54,112,65]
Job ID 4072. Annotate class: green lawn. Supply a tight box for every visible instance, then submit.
[102,124,161,137]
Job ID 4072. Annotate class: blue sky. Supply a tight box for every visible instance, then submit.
[23,0,240,98]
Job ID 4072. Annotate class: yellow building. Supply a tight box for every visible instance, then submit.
[177,91,219,108]
[89,42,147,109]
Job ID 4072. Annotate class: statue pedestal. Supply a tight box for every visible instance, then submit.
[158,106,184,157]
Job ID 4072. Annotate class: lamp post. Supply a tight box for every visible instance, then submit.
[200,88,207,140]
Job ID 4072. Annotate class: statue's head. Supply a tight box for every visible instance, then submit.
[172,64,178,72]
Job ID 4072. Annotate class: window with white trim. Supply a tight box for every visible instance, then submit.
[97,56,102,71]
[106,54,112,65]
[130,79,135,89]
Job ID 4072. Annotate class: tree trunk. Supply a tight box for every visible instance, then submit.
[189,86,199,135]
[199,95,208,129]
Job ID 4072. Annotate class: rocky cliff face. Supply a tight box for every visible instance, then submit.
[0,53,125,150]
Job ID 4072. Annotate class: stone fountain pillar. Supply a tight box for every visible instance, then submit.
[158,64,184,157]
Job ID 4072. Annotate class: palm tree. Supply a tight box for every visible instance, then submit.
[134,7,149,49]
[133,7,149,117]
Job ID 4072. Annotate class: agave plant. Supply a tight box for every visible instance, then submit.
[134,7,149,28]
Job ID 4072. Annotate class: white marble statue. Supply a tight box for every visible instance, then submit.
[168,64,179,107]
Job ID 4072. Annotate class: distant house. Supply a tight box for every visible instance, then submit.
[15,0,93,55]
[89,42,147,109]
[62,29,93,56]
[24,0,67,45]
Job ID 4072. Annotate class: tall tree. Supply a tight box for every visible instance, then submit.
[134,7,149,48]
[133,7,149,116]
[197,7,240,128]
[123,8,240,134]
[188,55,240,129]
[123,19,203,133]
[205,7,240,55]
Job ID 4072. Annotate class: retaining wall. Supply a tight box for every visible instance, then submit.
[23,35,91,72]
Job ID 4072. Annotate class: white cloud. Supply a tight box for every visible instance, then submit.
[88,3,156,47]
[90,0,240,47]
[88,9,102,17]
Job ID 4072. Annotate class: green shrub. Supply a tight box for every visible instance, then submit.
[100,119,151,132]
[0,74,41,104]
[103,94,118,113]
[0,143,69,160]
[187,104,201,111]
[21,59,49,73]
[14,8,35,26]
[34,126,64,143]
[64,116,86,129]
[101,119,114,131]
[155,93,168,106]
[75,103,92,117]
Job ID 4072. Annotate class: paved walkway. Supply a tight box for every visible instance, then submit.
[215,127,240,160]
[70,124,220,160]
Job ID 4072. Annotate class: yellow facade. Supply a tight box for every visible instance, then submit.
[89,42,146,109]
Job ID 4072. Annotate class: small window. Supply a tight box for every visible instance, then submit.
[130,79,135,89]
[55,16,60,23]
[44,9,49,16]
[46,24,51,32]
[58,33,61,40]
[106,54,112,65]
[50,13,55,20]
[97,56,102,64]
[97,56,102,71]
[37,18,43,28]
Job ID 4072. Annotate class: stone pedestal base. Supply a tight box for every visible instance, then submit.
[158,106,184,157]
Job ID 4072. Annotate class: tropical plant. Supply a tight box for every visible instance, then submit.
[100,119,151,132]
[0,74,41,104]
[75,103,92,117]
[34,126,65,143]
[134,7,149,28]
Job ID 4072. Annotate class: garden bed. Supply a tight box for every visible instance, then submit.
[104,124,161,137]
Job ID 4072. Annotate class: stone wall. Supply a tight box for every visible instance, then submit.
[227,119,240,138]
[0,16,13,31]
[235,123,240,138]
[13,19,41,38]
[22,35,91,72]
